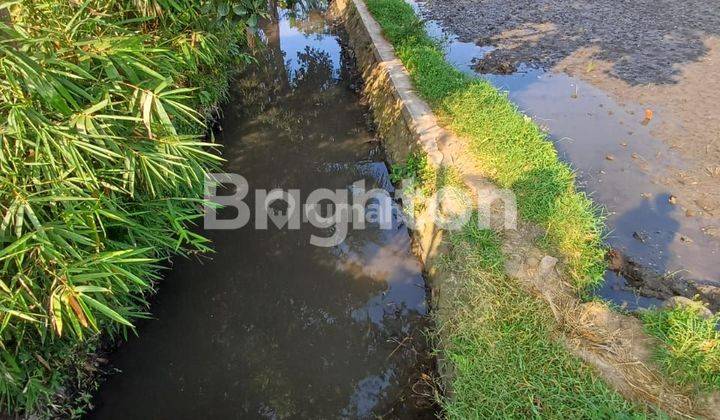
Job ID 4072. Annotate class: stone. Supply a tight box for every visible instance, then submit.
[663,296,714,319]
[526,256,540,268]
[539,255,559,277]
[697,285,720,311]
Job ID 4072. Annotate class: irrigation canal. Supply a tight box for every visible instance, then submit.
[89,3,435,418]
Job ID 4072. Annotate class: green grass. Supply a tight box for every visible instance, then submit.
[641,306,720,391]
[386,154,651,415]
[365,0,606,289]
[435,221,652,418]
[390,151,436,195]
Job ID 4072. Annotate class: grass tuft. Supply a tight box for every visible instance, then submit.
[641,306,720,391]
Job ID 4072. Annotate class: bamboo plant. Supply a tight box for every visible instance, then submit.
[0,0,265,414]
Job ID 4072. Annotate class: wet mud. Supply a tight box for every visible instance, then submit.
[410,0,720,310]
[88,3,436,418]
[422,0,720,85]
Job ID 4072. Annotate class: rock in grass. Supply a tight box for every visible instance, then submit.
[539,255,559,277]
[663,296,714,319]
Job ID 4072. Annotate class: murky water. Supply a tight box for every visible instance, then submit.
[409,0,719,310]
[89,4,434,418]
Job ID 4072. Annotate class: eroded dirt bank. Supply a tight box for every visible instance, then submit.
[422,0,720,308]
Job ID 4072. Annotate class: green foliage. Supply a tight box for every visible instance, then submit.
[390,152,430,183]
[361,0,431,49]
[641,306,720,391]
[365,0,606,289]
[447,213,504,275]
[0,0,262,414]
[205,0,268,28]
[390,151,437,201]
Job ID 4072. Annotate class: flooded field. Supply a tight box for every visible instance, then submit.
[410,0,720,310]
[89,3,435,418]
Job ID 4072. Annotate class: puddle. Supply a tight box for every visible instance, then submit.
[88,3,435,418]
[408,0,719,310]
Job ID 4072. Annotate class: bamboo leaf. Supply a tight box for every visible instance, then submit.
[67,294,89,329]
[50,291,63,336]
[14,202,24,238]
[0,306,40,323]
[81,295,133,327]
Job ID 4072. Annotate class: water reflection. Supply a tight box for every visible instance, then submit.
[89,2,434,418]
[279,9,341,78]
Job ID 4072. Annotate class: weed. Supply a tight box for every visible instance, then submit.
[641,306,720,391]
[434,222,650,417]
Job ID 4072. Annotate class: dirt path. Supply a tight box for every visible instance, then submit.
[423,0,720,305]
[424,0,720,82]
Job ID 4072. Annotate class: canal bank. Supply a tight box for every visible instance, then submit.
[331,0,720,416]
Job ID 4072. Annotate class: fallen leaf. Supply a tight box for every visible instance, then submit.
[642,108,654,125]
[35,354,51,371]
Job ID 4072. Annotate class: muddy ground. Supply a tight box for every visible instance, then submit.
[423,0,720,306]
[423,0,720,220]
[424,0,719,82]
